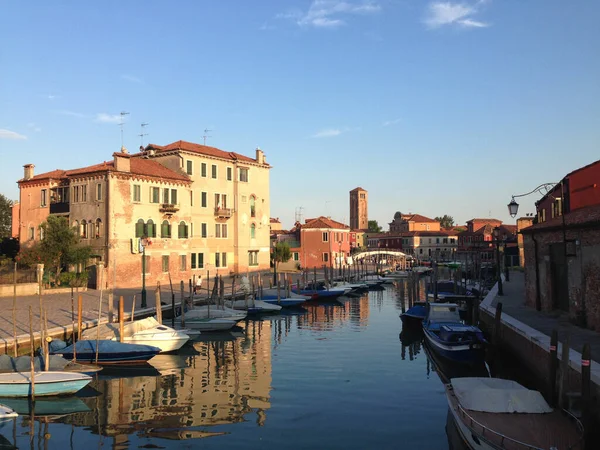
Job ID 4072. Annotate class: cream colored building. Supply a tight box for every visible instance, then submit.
[16,140,271,288]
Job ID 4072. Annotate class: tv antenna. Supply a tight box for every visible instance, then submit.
[119,111,130,149]
[295,206,304,223]
[139,123,149,147]
[203,128,212,146]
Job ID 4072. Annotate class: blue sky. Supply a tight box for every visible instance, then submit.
[1,0,599,230]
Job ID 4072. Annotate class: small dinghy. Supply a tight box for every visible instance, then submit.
[49,340,161,365]
[0,372,92,398]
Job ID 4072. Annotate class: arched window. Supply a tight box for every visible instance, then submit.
[250,223,256,239]
[250,196,256,218]
[161,220,171,238]
[146,219,156,238]
[73,220,79,233]
[88,221,94,239]
[95,219,102,238]
[81,220,88,238]
[135,219,145,238]
[178,221,188,239]
[39,226,45,241]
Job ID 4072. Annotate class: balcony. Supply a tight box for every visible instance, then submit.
[159,203,179,215]
[214,207,232,218]
[50,202,69,214]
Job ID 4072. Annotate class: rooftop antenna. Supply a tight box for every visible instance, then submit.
[295,206,304,223]
[119,111,130,149]
[203,128,212,146]
[139,122,149,147]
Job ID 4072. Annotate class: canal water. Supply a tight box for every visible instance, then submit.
[3,286,485,449]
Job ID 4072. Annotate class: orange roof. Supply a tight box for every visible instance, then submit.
[147,140,268,166]
[302,216,349,230]
[20,169,68,182]
[270,218,281,223]
[350,187,366,192]
[403,213,438,223]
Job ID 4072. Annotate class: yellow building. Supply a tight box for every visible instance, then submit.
[16,140,271,288]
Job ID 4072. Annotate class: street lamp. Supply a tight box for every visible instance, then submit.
[493,227,504,296]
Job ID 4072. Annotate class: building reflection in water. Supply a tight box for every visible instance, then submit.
[296,295,370,332]
[64,320,272,444]
[399,325,423,361]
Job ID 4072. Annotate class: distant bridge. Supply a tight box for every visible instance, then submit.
[352,250,410,260]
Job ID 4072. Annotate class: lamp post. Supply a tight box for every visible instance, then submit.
[493,227,504,296]
[508,181,568,312]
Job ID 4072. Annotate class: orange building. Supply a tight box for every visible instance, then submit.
[389,212,440,233]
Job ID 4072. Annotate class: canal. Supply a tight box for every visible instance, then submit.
[4,286,494,449]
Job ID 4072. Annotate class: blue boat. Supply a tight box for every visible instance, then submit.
[400,302,427,325]
[422,303,486,364]
[292,282,349,300]
[0,372,92,398]
[0,396,91,416]
[50,340,161,365]
[262,297,307,307]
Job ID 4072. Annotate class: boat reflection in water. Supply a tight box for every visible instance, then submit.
[64,320,272,441]
[399,324,424,361]
[298,294,370,331]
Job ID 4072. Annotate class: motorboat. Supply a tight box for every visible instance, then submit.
[400,302,427,325]
[81,317,190,353]
[181,305,247,322]
[49,340,161,365]
[422,303,486,364]
[173,316,237,332]
[258,288,307,307]
[229,298,282,313]
[446,377,584,450]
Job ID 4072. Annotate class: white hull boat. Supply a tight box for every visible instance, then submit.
[174,317,236,332]
[229,299,282,313]
[82,317,190,353]
[182,305,247,322]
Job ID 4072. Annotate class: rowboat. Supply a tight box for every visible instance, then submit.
[50,340,161,365]
[446,377,584,450]
[0,372,91,398]
[81,317,190,353]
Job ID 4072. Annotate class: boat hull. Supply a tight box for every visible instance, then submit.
[174,318,236,332]
[447,398,496,450]
[261,298,306,307]
[114,335,189,353]
[423,328,485,364]
[0,372,91,398]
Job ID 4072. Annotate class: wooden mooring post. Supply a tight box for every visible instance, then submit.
[558,333,570,409]
[549,329,558,406]
[581,343,591,450]
[493,302,503,345]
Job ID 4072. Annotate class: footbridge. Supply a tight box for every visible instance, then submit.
[352,250,410,260]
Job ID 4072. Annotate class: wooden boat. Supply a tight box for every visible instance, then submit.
[81,317,190,353]
[446,377,584,450]
[0,404,17,421]
[0,372,91,397]
[50,340,161,365]
[422,303,486,364]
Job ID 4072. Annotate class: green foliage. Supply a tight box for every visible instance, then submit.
[435,215,455,229]
[368,220,382,233]
[0,194,14,239]
[17,215,92,284]
[272,242,292,264]
[58,271,88,287]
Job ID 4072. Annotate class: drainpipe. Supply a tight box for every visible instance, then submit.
[532,232,541,311]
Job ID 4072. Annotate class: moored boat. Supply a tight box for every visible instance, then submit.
[173,316,237,332]
[181,305,247,322]
[422,303,486,364]
[49,340,161,365]
[228,299,282,313]
[0,372,92,398]
[400,302,427,325]
[446,377,584,450]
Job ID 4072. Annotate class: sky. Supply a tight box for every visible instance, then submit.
[1,0,599,230]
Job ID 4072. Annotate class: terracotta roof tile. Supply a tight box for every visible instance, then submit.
[270,218,280,223]
[403,213,438,223]
[19,169,68,182]
[147,140,268,166]
[522,204,600,233]
[350,187,366,192]
[301,216,349,230]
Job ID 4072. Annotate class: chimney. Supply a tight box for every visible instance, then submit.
[23,164,34,180]
[256,147,265,165]
[113,152,131,172]
[121,145,128,154]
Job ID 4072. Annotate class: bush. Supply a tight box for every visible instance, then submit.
[57,271,88,288]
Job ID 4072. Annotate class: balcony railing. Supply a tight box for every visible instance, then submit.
[49,202,69,214]
[214,207,232,218]
[159,203,179,215]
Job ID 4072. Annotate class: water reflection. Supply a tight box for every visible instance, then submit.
[63,320,272,440]
[399,325,424,361]
[297,295,370,331]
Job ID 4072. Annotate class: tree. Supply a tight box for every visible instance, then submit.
[271,241,292,281]
[368,220,382,233]
[17,215,92,284]
[0,194,13,239]
[435,215,455,229]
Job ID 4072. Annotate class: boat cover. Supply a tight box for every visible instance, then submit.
[0,354,71,372]
[427,303,461,323]
[81,317,167,340]
[51,340,160,355]
[451,377,553,413]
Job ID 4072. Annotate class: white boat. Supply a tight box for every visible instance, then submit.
[81,317,189,353]
[334,282,368,292]
[446,377,584,450]
[0,403,17,421]
[173,317,236,332]
[182,305,247,322]
[229,299,282,313]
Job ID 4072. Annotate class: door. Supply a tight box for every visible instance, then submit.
[549,243,569,311]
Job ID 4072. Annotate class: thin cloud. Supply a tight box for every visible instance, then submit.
[27,123,42,132]
[424,1,490,29]
[121,74,143,83]
[0,129,27,140]
[47,94,59,100]
[312,127,351,138]
[53,109,87,118]
[382,118,401,127]
[95,113,122,124]
[279,1,381,29]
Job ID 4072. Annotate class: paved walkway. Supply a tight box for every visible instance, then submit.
[490,270,600,364]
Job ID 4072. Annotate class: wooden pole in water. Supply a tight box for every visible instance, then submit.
[43,310,49,371]
[107,291,114,324]
[549,329,558,406]
[558,333,570,409]
[95,286,104,364]
[155,282,162,324]
[168,273,175,328]
[77,295,83,341]
[131,294,136,322]
[581,343,591,450]
[219,276,225,306]
[38,274,43,354]
[12,262,17,357]
[118,296,124,343]
[493,302,503,345]
[29,306,35,401]
[180,280,185,327]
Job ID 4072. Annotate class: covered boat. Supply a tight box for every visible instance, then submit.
[446,377,584,450]
[49,340,161,365]
[81,317,189,353]
[400,302,427,325]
